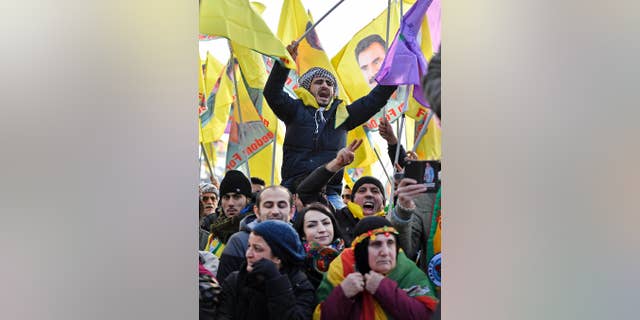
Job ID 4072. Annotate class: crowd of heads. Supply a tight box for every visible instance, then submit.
[199,41,442,318]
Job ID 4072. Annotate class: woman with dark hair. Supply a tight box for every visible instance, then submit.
[293,203,345,288]
[216,220,315,320]
[314,216,438,320]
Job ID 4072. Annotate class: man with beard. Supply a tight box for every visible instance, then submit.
[264,42,397,211]
[296,139,386,246]
[202,170,254,258]
[215,185,295,281]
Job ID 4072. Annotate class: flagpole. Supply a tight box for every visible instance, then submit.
[294,0,346,44]
[373,148,393,187]
[228,42,251,177]
[383,0,392,118]
[389,90,410,208]
[200,142,215,179]
[385,0,391,50]
[270,122,278,185]
[411,110,434,153]
[209,141,219,186]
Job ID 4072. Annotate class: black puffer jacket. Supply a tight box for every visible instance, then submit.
[264,61,397,195]
[216,263,315,320]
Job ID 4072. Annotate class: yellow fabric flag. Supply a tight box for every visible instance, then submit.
[330,3,407,181]
[332,1,441,161]
[276,0,347,102]
[200,53,224,145]
[231,42,285,183]
[200,0,296,69]
[198,59,216,166]
[203,52,224,94]
[230,42,284,144]
[225,63,275,171]
[331,3,403,103]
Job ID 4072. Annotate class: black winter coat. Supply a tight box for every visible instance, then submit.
[264,61,397,195]
[216,264,315,320]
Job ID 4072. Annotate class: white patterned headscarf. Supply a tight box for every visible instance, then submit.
[298,67,339,97]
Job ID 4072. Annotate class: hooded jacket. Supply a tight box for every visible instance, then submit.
[264,62,397,195]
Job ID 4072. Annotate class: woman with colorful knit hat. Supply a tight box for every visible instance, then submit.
[216,220,315,320]
[314,216,439,320]
[293,203,346,289]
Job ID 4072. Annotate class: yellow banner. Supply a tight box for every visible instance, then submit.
[200,0,296,69]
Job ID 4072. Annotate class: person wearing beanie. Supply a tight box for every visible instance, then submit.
[216,185,295,282]
[314,217,439,320]
[263,41,398,211]
[216,220,315,320]
[202,170,255,258]
[296,139,386,245]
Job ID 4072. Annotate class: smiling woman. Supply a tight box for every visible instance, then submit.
[293,203,345,288]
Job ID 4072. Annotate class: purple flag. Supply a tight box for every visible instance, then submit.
[375,0,433,86]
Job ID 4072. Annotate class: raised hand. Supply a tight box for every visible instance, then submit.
[394,178,427,210]
[405,151,418,161]
[286,41,299,61]
[326,139,363,172]
[340,272,365,298]
[378,117,398,145]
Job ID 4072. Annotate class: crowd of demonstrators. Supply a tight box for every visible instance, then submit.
[263,42,398,211]
[197,47,442,319]
[314,217,438,319]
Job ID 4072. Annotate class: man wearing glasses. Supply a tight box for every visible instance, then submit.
[200,184,219,217]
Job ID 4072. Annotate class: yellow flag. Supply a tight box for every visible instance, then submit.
[225,63,275,172]
[277,0,349,102]
[200,0,296,69]
[329,3,407,181]
[332,1,441,162]
[331,2,403,103]
[198,59,217,165]
[231,42,285,183]
[200,56,234,144]
[204,52,224,94]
